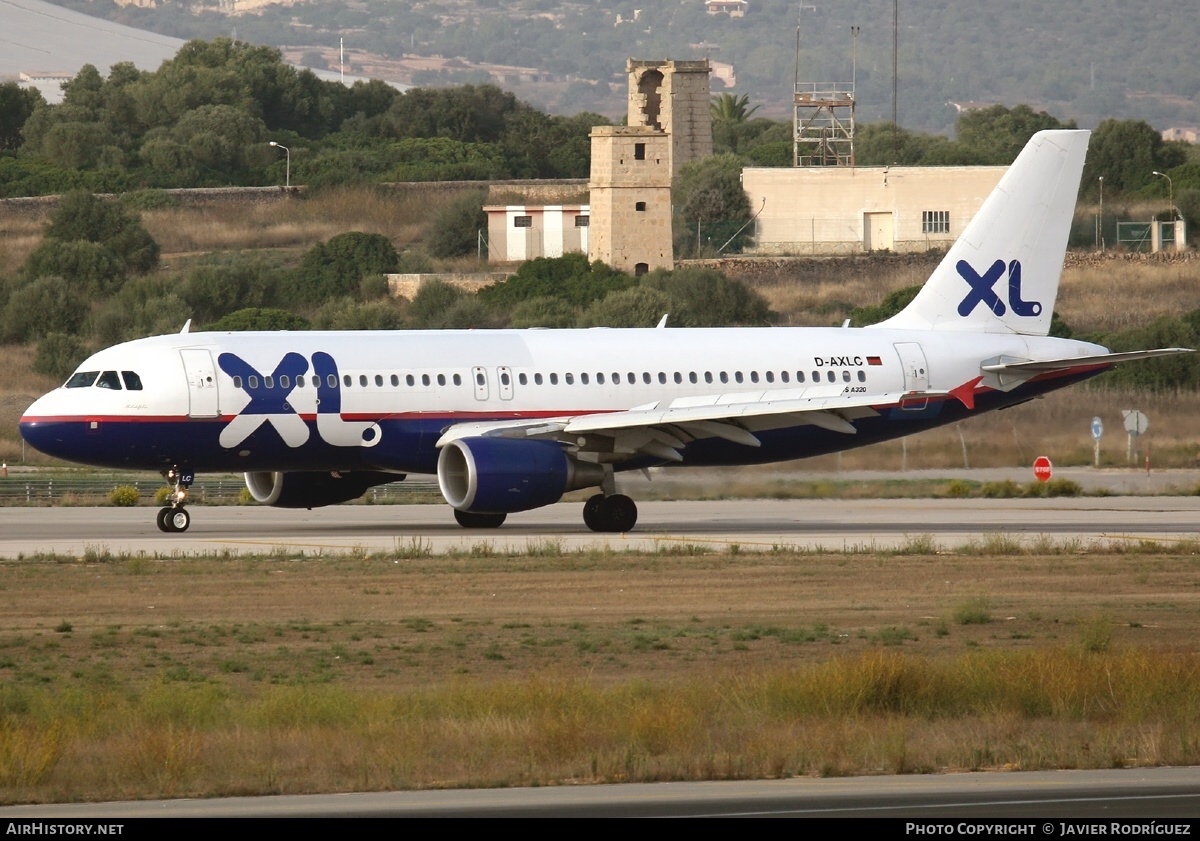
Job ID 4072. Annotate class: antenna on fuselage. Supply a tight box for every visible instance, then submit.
[656,314,669,328]
[180,319,192,334]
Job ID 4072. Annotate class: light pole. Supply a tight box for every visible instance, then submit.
[269,141,291,189]
[1151,170,1175,221]
[1097,175,1104,251]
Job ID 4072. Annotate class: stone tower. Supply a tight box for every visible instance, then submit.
[626,59,712,175]
[587,126,673,275]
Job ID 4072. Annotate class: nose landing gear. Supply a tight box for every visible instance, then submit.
[156,468,194,533]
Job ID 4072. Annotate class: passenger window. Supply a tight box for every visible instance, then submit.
[265,376,275,389]
[232,376,243,389]
[781,371,790,383]
[750,371,759,383]
[328,374,338,388]
[437,374,446,386]
[798,372,806,383]
[280,375,290,389]
[596,373,605,385]
[501,371,511,386]
[453,374,462,386]
[658,372,667,384]
[422,374,431,386]
[566,373,575,385]
[66,371,99,388]
[95,371,121,389]
[765,371,774,383]
[642,372,651,384]
[358,375,367,387]
[704,372,713,384]
[689,372,697,384]
[519,373,528,385]
[535,373,543,385]
[343,375,352,387]
[720,372,728,384]
[628,372,636,383]
[375,375,384,387]
[581,373,589,385]
[391,374,399,386]
[735,372,744,384]
[812,371,819,381]
[673,372,682,384]
[248,375,259,390]
[406,374,415,387]
[842,370,851,382]
[121,371,143,390]
[826,371,835,383]
[550,373,559,385]
[475,372,484,386]
[858,371,866,382]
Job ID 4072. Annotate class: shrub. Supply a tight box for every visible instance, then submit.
[108,486,140,507]
[1,275,89,342]
[296,231,400,302]
[953,597,992,625]
[943,479,972,498]
[208,308,313,331]
[33,333,89,381]
[425,191,486,258]
[1046,478,1083,497]
[980,479,1021,498]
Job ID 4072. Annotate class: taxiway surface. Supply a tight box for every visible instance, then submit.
[1,496,1198,557]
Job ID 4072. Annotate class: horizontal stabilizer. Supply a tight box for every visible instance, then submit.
[981,348,1193,375]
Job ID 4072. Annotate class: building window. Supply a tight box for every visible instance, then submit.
[513,215,533,228]
[635,202,646,212]
[634,143,646,160]
[575,215,589,227]
[922,210,950,234]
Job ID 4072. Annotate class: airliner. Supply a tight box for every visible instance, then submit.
[18,130,1189,533]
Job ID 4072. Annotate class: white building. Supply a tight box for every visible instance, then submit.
[484,205,590,263]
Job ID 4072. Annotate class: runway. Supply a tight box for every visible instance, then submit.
[3,767,1199,818]
[2,496,1199,557]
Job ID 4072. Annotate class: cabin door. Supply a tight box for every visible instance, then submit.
[180,349,220,418]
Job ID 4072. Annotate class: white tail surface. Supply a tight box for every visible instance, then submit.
[872,129,1090,336]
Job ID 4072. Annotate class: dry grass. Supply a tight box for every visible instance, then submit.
[142,186,451,256]
[2,547,1200,801]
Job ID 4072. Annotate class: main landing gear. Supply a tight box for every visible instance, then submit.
[582,493,637,533]
[156,467,193,533]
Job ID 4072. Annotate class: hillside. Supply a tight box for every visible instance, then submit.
[38,0,1200,132]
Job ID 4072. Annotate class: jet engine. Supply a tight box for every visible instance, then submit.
[244,470,401,508]
[437,437,604,513]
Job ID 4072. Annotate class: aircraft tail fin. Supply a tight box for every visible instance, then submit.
[872,129,1090,336]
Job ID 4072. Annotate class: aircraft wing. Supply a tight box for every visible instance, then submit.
[437,386,943,464]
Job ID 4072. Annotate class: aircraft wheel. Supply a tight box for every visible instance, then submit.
[454,509,506,529]
[582,494,606,532]
[156,507,172,532]
[166,508,190,533]
[602,494,638,533]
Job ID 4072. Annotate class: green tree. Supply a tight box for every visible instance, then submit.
[1083,119,1187,196]
[955,104,1075,165]
[673,154,754,256]
[0,82,43,151]
[32,190,159,277]
[480,254,632,309]
[580,287,673,327]
[1,275,89,342]
[32,333,89,381]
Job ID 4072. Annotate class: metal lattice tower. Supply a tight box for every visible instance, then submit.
[792,83,855,167]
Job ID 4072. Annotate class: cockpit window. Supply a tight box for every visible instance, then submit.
[121,371,143,391]
[66,371,99,388]
[96,371,122,390]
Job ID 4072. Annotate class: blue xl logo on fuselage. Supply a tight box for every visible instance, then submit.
[956,259,1042,318]
[216,351,382,450]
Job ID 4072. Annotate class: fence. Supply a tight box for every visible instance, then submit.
[0,475,439,504]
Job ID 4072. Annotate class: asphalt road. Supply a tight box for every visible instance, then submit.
[1,495,1199,558]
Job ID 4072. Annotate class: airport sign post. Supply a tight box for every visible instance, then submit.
[1091,416,1103,467]
[1033,455,1053,482]
[1122,410,1148,464]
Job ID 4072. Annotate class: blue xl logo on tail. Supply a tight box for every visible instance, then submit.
[956,259,1042,318]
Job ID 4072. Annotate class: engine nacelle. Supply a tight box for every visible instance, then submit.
[437,437,604,514]
[244,470,401,509]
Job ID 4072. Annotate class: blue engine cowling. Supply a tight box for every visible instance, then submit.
[437,437,604,514]
[244,470,401,508]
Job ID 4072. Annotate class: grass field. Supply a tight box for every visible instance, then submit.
[2,540,1200,802]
